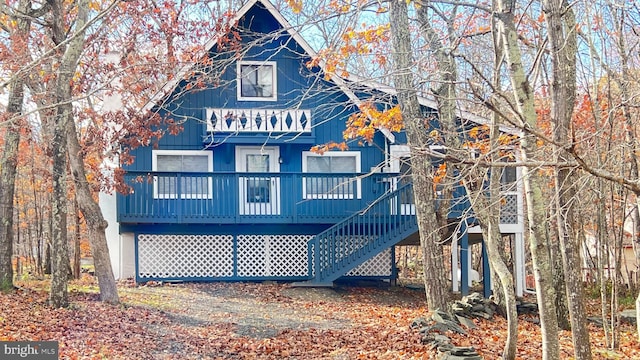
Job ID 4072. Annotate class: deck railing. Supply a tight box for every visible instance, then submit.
[117,170,514,226]
[117,171,393,224]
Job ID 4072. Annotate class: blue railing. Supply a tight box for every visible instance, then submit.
[308,183,418,284]
[117,171,395,224]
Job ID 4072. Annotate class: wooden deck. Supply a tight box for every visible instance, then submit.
[117,171,471,225]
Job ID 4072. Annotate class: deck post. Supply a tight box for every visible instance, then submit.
[451,237,459,293]
[482,240,491,298]
[176,173,183,222]
[514,232,524,297]
[460,221,469,296]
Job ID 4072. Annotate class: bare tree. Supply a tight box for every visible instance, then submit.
[543,0,592,357]
[47,0,90,307]
[389,0,451,311]
[492,0,561,357]
[0,0,40,292]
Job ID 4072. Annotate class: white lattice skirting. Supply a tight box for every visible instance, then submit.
[237,234,311,277]
[346,248,393,277]
[137,234,393,280]
[138,234,235,278]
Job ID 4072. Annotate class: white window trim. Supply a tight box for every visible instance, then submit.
[389,145,446,172]
[302,151,362,200]
[152,150,213,199]
[237,61,278,102]
[389,145,410,173]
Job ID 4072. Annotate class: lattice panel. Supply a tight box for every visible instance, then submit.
[500,194,518,224]
[138,234,234,278]
[346,248,392,277]
[317,235,372,264]
[237,235,312,277]
[316,234,392,277]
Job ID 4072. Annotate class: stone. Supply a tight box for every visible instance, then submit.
[450,347,478,356]
[587,316,603,327]
[432,310,454,323]
[438,355,483,360]
[421,321,467,335]
[455,315,478,330]
[516,302,538,314]
[438,352,482,360]
[474,311,493,320]
[434,334,451,343]
[465,292,484,303]
[437,343,454,352]
[620,309,637,325]
[411,317,429,329]
[484,306,495,318]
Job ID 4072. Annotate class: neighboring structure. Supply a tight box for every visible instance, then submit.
[582,226,640,286]
[101,0,525,295]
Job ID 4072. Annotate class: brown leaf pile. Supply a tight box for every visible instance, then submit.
[1,278,638,359]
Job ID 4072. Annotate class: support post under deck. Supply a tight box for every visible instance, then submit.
[460,221,469,296]
[482,240,491,298]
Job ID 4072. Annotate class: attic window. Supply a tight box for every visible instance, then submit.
[237,61,277,101]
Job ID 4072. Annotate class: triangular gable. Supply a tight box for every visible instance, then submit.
[139,0,510,143]
[140,0,368,127]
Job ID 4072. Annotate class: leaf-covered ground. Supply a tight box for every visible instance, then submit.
[1,277,638,359]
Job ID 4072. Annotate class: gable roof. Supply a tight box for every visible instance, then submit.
[140,0,515,142]
[343,74,521,136]
[141,0,364,114]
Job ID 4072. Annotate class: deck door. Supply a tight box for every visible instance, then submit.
[395,156,415,215]
[236,146,280,215]
[390,145,415,215]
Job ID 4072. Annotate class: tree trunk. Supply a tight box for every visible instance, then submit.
[415,2,518,356]
[66,112,120,303]
[543,0,592,357]
[44,240,52,275]
[481,215,518,359]
[636,293,640,341]
[494,0,560,358]
[0,0,33,293]
[389,0,449,311]
[597,181,611,347]
[483,112,518,360]
[471,154,518,360]
[49,114,70,307]
[48,0,90,308]
[548,214,570,330]
[73,198,81,279]
[0,104,21,293]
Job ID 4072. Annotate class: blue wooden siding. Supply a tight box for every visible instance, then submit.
[118,1,470,230]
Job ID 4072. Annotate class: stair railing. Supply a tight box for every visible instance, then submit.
[308,182,417,284]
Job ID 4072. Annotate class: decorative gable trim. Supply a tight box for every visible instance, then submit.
[205,108,312,133]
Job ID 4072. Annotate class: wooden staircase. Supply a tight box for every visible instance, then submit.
[299,183,419,286]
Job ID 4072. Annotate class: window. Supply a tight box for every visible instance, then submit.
[302,151,361,199]
[500,153,518,192]
[237,61,277,101]
[152,150,213,199]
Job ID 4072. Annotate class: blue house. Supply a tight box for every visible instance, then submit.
[101,0,526,296]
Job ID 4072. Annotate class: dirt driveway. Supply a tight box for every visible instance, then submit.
[126,283,351,338]
[116,281,429,358]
